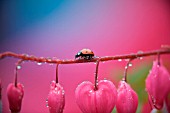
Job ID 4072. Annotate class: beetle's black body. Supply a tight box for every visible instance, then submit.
[75,49,94,60]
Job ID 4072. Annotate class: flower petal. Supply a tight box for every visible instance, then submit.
[75,80,117,113]
[7,83,24,112]
[146,60,170,109]
[116,81,138,113]
[47,81,65,113]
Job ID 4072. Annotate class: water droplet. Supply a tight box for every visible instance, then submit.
[151,95,156,105]
[103,79,107,82]
[46,98,48,102]
[128,63,132,67]
[125,59,129,61]
[57,91,60,94]
[37,62,42,65]
[96,83,98,86]
[89,90,93,93]
[139,57,143,60]
[46,103,49,107]
[102,61,105,63]
[62,91,65,95]
[137,50,143,54]
[118,59,122,62]
[17,65,21,70]
[125,66,128,69]
[55,87,58,91]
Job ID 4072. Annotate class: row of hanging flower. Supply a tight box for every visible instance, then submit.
[2,59,170,113]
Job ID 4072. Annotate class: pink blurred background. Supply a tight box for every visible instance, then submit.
[0,1,170,113]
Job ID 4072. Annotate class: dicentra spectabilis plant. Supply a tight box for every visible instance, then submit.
[46,80,65,113]
[0,47,170,112]
[116,59,138,113]
[116,80,138,113]
[7,83,24,113]
[75,60,117,113]
[146,60,170,110]
[7,61,24,113]
[75,80,117,113]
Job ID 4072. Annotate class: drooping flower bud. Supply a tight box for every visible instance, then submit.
[75,80,117,113]
[116,81,138,113]
[7,83,24,113]
[47,80,65,113]
[146,60,170,110]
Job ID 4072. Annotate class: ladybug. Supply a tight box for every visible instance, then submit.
[75,49,94,60]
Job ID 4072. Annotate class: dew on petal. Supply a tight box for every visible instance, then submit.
[157,64,160,68]
[89,90,93,93]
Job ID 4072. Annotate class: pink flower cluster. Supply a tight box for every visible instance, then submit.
[5,60,170,113]
[75,80,138,113]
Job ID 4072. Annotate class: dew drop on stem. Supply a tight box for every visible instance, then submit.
[125,66,128,69]
[37,62,42,65]
[118,59,122,62]
[17,65,21,70]
[128,63,132,67]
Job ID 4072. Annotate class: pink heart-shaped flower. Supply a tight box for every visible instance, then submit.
[75,80,117,113]
[47,81,65,113]
[146,60,170,109]
[116,81,138,113]
[7,83,24,113]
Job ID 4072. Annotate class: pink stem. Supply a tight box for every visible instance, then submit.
[122,59,134,82]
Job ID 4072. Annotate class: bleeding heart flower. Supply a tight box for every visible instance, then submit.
[7,83,24,113]
[116,81,138,113]
[145,60,170,110]
[75,80,117,113]
[47,80,65,113]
